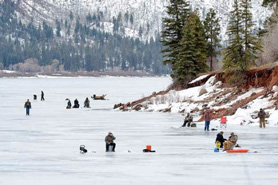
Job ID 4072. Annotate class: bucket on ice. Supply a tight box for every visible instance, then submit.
[146,145,152,151]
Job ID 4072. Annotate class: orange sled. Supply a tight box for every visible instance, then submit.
[226,149,249,153]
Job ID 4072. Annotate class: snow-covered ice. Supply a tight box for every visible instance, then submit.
[0,77,278,185]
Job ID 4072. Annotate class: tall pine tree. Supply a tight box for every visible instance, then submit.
[223,0,262,73]
[174,12,208,84]
[223,0,243,73]
[240,0,262,71]
[204,8,221,71]
[160,0,190,66]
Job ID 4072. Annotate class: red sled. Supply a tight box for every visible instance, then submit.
[226,149,249,153]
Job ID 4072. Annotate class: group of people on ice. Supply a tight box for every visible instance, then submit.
[215,131,239,151]
[66,97,90,109]
[24,91,45,116]
[181,106,267,152]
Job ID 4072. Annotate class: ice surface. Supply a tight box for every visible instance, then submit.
[0,77,278,185]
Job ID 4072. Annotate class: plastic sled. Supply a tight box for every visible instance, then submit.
[226,149,249,153]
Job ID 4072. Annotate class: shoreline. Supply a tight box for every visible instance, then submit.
[0,70,170,78]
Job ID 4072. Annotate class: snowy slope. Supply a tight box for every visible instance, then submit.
[2,0,272,40]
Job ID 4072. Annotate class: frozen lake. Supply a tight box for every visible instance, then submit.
[0,77,278,185]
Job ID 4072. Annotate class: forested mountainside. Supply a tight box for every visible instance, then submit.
[0,0,272,74]
[0,0,168,74]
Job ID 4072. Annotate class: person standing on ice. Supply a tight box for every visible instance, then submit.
[215,131,226,148]
[105,132,116,152]
[24,99,32,116]
[204,108,212,131]
[41,91,45,101]
[258,108,266,128]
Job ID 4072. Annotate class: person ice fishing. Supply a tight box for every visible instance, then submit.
[66,99,72,109]
[24,99,32,115]
[182,113,193,127]
[84,97,90,108]
[223,132,238,151]
[105,132,116,152]
[215,131,226,148]
[73,99,80,108]
[258,108,266,128]
[204,107,212,131]
[41,91,45,101]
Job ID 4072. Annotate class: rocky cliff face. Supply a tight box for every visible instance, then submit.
[2,0,272,40]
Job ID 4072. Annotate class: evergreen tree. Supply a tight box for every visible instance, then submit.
[56,19,61,37]
[139,26,143,37]
[174,12,208,84]
[223,0,243,73]
[160,0,190,67]
[130,14,134,25]
[262,0,278,7]
[124,11,129,23]
[75,19,80,34]
[203,8,221,71]
[240,0,262,71]
[223,0,262,73]
[69,11,74,21]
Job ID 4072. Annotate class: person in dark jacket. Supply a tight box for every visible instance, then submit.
[73,99,80,108]
[182,113,193,127]
[66,99,72,109]
[105,132,116,152]
[258,108,266,128]
[84,97,90,108]
[24,99,32,115]
[41,91,45,101]
[215,131,226,148]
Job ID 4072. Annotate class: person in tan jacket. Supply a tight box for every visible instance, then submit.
[223,132,238,151]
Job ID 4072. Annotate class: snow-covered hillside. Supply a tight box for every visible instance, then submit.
[2,0,272,40]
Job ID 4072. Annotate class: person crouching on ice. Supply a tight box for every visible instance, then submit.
[105,132,116,152]
[223,132,238,151]
[215,131,226,148]
[182,113,193,127]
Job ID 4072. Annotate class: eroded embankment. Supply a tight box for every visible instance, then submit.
[114,65,278,120]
